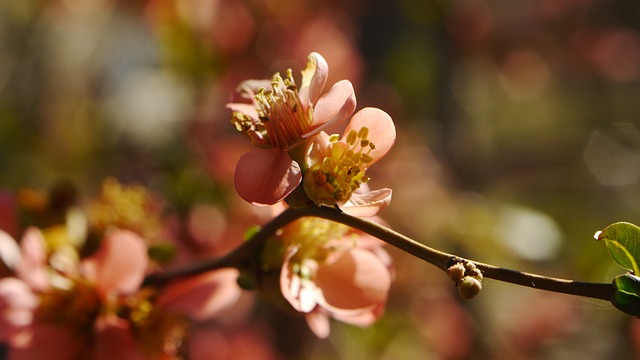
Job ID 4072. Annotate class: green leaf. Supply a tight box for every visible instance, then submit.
[612,274,640,316]
[148,243,177,265]
[596,222,640,274]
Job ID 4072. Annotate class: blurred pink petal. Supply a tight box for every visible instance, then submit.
[0,230,20,270]
[83,230,148,297]
[0,278,37,342]
[342,107,396,165]
[156,269,242,321]
[234,148,302,205]
[15,228,49,291]
[305,311,331,339]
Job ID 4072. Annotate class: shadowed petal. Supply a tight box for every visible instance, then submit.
[156,269,242,321]
[343,107,396,165]
[306,80,356,135]
[315,248,391,311]
[234,148,302,205]
[83,230,148,297]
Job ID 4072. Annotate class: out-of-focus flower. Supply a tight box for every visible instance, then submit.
[303,107,396,216]
[228,52,357,205]
[277,217,392,338]
[0,225,244,358]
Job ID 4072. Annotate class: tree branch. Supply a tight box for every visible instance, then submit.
[143,204,614,302]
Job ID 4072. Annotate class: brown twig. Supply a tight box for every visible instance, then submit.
[143,205,614,302]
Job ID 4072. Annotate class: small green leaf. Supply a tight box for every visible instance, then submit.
[612,274,640,316]
[596,222,640,274]
[148,243,177,265]
[243,225,261,241]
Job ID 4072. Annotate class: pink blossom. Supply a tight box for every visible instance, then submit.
[277,217,392,338]
[228,52,357,205]
[303,107,396,215]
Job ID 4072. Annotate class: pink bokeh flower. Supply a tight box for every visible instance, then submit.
[228,52,357,205]
[0,226,244,358]
[277,217,392,338]
[303,107,396,216]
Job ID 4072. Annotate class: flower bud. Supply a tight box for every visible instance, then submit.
[458,276,482,300]
[447,263,466,282]
[465,268,483,281]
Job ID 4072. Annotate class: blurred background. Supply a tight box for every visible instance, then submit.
[1,0,640,358]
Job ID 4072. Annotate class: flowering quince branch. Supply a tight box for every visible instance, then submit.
[150,50,637,339]
[144,204,614,301]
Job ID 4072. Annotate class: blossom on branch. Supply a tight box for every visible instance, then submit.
[276,217,392,338]
[228,52,357,205]
[303,107,396,216]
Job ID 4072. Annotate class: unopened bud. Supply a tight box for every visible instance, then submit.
[447,263,466,282]
[466,268,483,281]
[458,276,482,300]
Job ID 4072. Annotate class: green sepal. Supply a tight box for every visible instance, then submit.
[612,273,640,316]
[596,222,640,275]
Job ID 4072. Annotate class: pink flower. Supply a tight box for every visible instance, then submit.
[303,107,396,216]
[228,52,357,205]
[277,217,392,338]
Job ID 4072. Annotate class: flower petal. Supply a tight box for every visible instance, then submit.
[234,148,302,205]
[315,248,391,311]
[82,230,148,297]
[227,79,272,105]
[155,269,242,321]
[342,107,396,165]
[280,248,319,313]
[305,80,356,135]
[305,310,331,338]
[300,52,329,106]
[0,230,20,270]
[340,188,392,217]
[15,228,49,291]
[0,278,37,342]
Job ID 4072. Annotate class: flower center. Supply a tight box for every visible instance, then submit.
[304,127,375,205]
[283,217,358,269]
[232,69,311,150]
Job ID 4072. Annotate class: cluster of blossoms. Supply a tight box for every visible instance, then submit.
[228,52,397,336]
[0,180,243,358]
